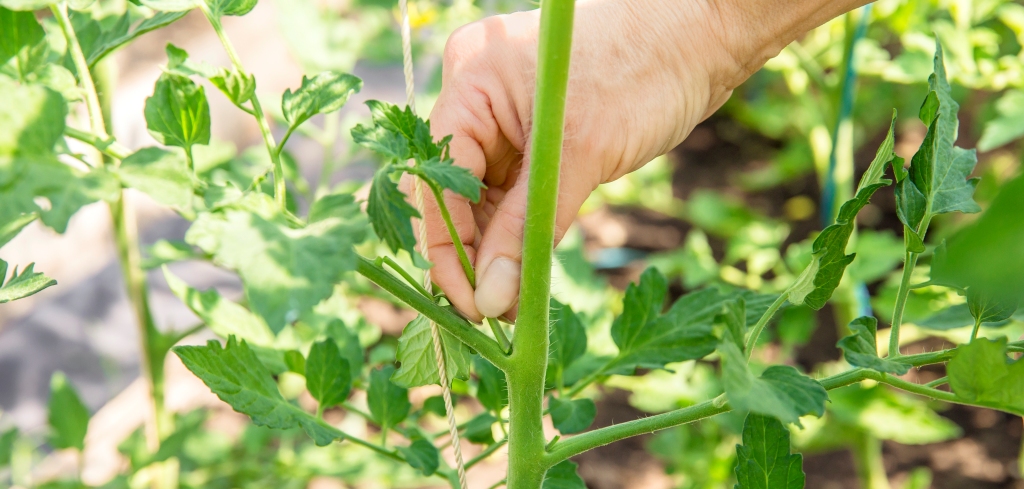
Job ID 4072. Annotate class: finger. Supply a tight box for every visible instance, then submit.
[473,161,595,318]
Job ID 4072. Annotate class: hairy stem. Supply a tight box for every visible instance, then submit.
[199,5,287,209]
[745,292,789,359]
[356,256,510,369]
[506,0,576,485]
[970,315,982,342]
[424,181,476,286]
[378,256,432,298]
[51,2,107,143]
[888,250,918,357]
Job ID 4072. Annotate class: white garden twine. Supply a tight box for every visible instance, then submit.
[398,1,470,486]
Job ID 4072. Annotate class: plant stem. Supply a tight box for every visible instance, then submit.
[745,292,789,359]
[850,432,891,489]
[487,318,512,353]
[888,250,918,358]
[51,2,107,143]
[356,256,510,369]
[925,376,948,388]
[425,181,476,285]
[465,438,508,469]
[199,5,287,209]
[970,316,982,342]
[506,0,576,485]
[379,256,432,298]
[64,126,131,160]
[316,111,340,198]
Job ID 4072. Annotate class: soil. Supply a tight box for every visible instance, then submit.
[571,115,1024,488]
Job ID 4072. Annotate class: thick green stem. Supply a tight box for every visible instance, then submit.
[200,5,287,209]
[356,256,510,369]
[745,292,789,359]
[970,315,982,342]
[506,0,576,486]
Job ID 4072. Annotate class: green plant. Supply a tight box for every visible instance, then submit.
[3,1,1024,489]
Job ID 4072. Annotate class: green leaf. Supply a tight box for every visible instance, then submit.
[48,372,90,451]
[837,316,911,374]
[0,0,54,11]
[543,460,586,489]
[210,68,255,107]
[144,72,211,151]
[351,100,447,163]
[547,299,587,387]
[716,297,746,351]
[392,315,471,388]
[948,337,1024,415]
[142,239,202,269]
[0,259,56,303]
[416,157,484,203]
[116,147,194,210]
[0,7,44,71]
[966,287,1017,324]
[397,439,439,476]
[367,165,419,255]
[351,123,409,161]
[83,11,187,68]
[0,427,17,467]
[422,395,446,417]
[282,72,362,130]
[548,396,596,435]
[720,340,827,426]
[308,192,360,223]
[1,155,119,234]
[929,172,1024,305]
[163,267,276,346]
[173,337,342,445]
[825,385,961,445]
[463,412,497,445]
[367,365,410,430]
[895,41,980,238]
[206,0,257,16]
[475,355,508,412]
[187,207,366,332]
[789,113,896,310]
[0,80,67,157]
[609,268,723,373]
[734,413,804,489]
[139,0,197,12]
[978,89,1024,151]
[305,339,352,410]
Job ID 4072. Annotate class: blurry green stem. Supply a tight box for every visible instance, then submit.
[745,292,789,359]
[64,126,131,160]
[199,5,287,209]
[851,432,890,489]
[925,376,948,388]
[465,438,508,469]
[51,2,107,143]
[316,111,340,198]
[970,316,982,342]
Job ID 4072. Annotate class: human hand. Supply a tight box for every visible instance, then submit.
[417,0,866,321]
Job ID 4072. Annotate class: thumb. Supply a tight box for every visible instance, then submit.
[473,164,594,318]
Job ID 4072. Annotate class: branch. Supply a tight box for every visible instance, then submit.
[355,256,510,370]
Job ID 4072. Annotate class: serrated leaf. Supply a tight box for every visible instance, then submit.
[0,260,56,303]
[210,68,255,106]
[0,79,66,157]
[206,0,257,16]
[368,365,410,430]
[48,372,90,451]
[475,355,508,412]
[720,340,827,426]
[117,147,194,210]
[305,339,352,410]
[789,113,896,310]
[308,192,360,223]
[416,157,484,203]
[282,72,361,129]
[144,72,211,151]
[392,315,471,388]
[463,412,497,445]
[547,299,587,388]
[948,337,1024,415]
[367,165,419,255]
[351,123,409,161]
[896,41,980,237]
[734,413,804,489]
[397,439,439,476]
[548,396,596,434]
[837,316,911,374]
[188,208,366,332]
[163,267,276,346]
[609,268,722,373]
[174,337,342,445]
[543,460,586,489]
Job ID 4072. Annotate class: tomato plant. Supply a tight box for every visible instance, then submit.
[1,1,1023,488]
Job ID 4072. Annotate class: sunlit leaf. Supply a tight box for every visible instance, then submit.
[392,315,471,388]
[416,157,484,203]
[145,72,211,153]
[48,372,90,451]
[0,259,56,303]
[164,269,277,348]
[116,147,194,210]
[173,337,342,445]
[948,337,1024,415]
[720,340,827,426]
[282,72,362,130]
